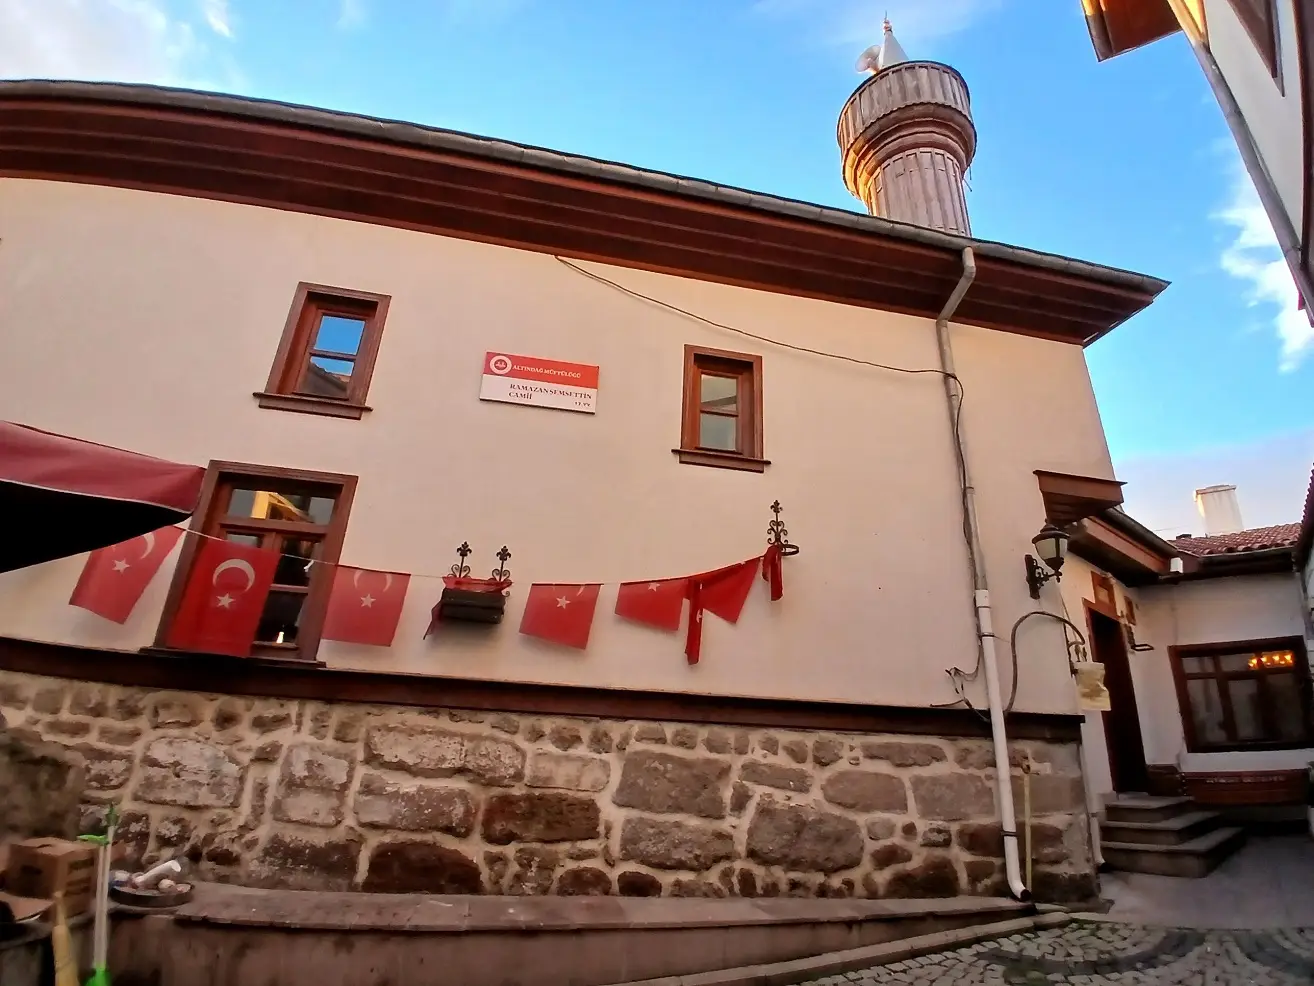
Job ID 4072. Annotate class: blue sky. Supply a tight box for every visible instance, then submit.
[4,0,1311,532]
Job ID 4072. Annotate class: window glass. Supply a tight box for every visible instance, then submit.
[313,314,367,356]
[227,488,334,524]
[300,356,355,399]
[273,539,318,588]
[1216,653,1252,672]
[256,590,305,646]
[1226,678,1264,741]
[1180,655,1213,674]
[699,413,738,451]
[699,373,738,413]
[1186,677,1228,745]
[1266,672,1306,740]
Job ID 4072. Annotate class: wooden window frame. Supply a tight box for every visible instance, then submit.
[674,345,768,473]
[152,461,357,664]
[1169,636,1312,752]
[1227,0,1283,82]
[1090,571,1117,613]
[255,282,391,419]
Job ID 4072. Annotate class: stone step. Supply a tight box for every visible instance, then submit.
[1103,795,1196,824]
[1101,826,1246,878]
[1099,810,1224,847]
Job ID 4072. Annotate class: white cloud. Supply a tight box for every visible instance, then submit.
[337,0,365,29]
[1215,160,1313,372]
[0,0,235,88]
[200,0,230,37]
[752,0,1001,49]
[337,0,524,31]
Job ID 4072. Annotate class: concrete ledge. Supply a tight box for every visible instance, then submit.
[604,913,1071,986]
[160,882,1026,933]
[104,885,1033,986]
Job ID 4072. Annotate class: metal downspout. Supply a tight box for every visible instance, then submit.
[1163,0,1314,307]
[936,247,1030,901]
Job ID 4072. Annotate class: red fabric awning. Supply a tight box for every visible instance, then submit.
[0,422,205,573]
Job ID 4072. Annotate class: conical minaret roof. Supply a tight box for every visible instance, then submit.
[877,19,908,71]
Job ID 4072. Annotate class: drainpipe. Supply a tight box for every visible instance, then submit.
[1163,0,1314,308]
[936,247,1030,901]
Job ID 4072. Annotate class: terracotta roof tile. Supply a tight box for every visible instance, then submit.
[1171,523,1301,556]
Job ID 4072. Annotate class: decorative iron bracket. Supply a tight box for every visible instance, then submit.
[766,500,800,556]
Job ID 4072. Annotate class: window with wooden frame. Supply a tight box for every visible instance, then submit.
[156,462,356,662]
[1227,0,1282,80]
[1170,637,1312,751]
[675,345,767,472]
[256,283,391,419]
[1091,571,1117,613]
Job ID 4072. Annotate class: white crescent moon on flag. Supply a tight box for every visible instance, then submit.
[139,531,156,559]
[212,558,257,593]
[352,568,392,595]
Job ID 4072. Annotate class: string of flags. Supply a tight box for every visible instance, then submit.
[65,503,798,666]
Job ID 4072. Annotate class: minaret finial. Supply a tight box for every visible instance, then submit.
[883,13,892,33]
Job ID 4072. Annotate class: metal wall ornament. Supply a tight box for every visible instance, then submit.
[427,543,514,632]
[766,500,800,556]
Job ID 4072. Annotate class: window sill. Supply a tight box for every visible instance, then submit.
[254,392,371,420]
[672,448,770,473]
[139,646,327,670]
[1185,740,1314,754]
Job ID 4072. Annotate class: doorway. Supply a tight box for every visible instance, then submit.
[1089,609,1149,793]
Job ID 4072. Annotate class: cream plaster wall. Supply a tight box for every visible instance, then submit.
[0,178,1115,711]
[1203,0,1307,237]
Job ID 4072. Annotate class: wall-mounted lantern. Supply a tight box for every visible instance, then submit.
[1024,524,1070,599]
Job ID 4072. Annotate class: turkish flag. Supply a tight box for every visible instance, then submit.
[615,577,688,632]
[520,583,602,649]
[761,545,784,602]
[685,557,759,665]
[164,538,278,657]
[322,566,410,647]
[69,525,185,623]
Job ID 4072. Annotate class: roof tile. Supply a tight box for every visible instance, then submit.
[1171,523,1300,556]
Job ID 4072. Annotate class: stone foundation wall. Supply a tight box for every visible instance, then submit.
[0,670,1095,901]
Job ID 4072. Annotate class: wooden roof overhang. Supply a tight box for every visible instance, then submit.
[0,81,1167,346]
[1070,512,1176,587]
[1082,0,1182,61]
[1035,470,1126,526]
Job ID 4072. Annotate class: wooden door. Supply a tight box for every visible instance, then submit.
[1090,609,1149,792]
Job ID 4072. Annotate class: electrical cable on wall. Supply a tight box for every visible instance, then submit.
[555,255,983,707]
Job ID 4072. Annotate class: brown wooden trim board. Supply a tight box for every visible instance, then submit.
[0,82,1166,347]
[0,635,1082,741]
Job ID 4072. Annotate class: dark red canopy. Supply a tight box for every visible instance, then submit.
[0,422,205,573]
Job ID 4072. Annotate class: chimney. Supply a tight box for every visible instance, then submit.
[838,20,977,234]
[1194,484,1244,536]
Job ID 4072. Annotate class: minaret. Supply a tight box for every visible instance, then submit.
[838,20,977,235]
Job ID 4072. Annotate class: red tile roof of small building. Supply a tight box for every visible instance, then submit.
[1171,523,1301,556]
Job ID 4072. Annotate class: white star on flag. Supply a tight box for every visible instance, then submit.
[112,559,130,573]
[360,594,376,607]
[556,595,571,608]
[215,593,235,609]
[647,582,660,591]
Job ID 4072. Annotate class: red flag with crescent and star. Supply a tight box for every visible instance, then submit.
[685,557,760,665]
[519,583,602,649]
[322,566,411,647]
[614,576,688,632]
[69,525,185,623]
[164,538,278,657]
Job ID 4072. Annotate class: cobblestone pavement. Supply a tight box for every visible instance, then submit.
[794,920,1314,985]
